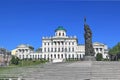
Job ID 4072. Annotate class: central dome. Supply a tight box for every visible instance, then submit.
[55,26,66,32]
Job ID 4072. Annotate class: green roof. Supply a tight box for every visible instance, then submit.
[55,26,66,32]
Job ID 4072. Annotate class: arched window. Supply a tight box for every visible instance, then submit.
[54,54,56,58]
[63,33,64,36]
[59,32,61,36]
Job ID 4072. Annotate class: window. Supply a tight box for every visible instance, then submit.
[54,42,56,45]
[44,43,46,45]
[62,48,64,52]
[44,54,46,59]
[48,48,50,52]
[51,48,53,52]
[44,48,46,52]
[100,48,102,51]
[63,33,64,36]
[55,48,57,52]
[58,48,60,52]
[38,55,39,59]
[58,54,60,59]
[69,54,71,58]
[40,55,42,58]
[80,54,81,59]
[72,48,74,52]
[69,48,71,52]
[58,42,60,45]
[65,42,67,45]
[69,42,70,45]
[72,54,74,58]
[61,42,63,45]
[54,54,56,58]
[59,33,61,36]
[96,48,98,51]
[65,48,67,52]
[61,54,63,58]
[72,42,74,45]
[48,43,49,45]
[51,54,53,58]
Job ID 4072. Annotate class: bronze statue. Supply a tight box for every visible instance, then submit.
[84,17,95,56]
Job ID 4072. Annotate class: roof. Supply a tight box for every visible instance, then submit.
[55,26,66,32]
[93,42,104,46]
[17,44,28,48]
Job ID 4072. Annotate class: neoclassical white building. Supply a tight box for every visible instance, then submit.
[12,26,109,61]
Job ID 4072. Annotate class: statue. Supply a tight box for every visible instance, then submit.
[84,17,95,60]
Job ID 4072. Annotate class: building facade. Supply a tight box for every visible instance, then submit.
[12,27,109,61]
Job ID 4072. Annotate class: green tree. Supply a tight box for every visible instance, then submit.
[11,56,20,65]
[96,53,103,61]
[36,48,42,52]
[109,42,120,55]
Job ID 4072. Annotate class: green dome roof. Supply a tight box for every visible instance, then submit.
[55,26,66,32]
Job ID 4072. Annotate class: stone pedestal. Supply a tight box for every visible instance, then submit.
[84,56,96,61]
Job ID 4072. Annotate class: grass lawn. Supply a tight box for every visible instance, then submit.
[0,60,48,74]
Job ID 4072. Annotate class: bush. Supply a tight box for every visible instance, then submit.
[10,56,20,65]
[96,53,103,61]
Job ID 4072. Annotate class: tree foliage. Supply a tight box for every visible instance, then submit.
[36,48,42,52]
[11,56,20,65]
[109,42,120,55]
[96,53,103,61]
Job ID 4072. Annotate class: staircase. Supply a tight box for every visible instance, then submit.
[1,61,120,80]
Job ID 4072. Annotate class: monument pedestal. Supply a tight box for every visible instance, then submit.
[83,56,96,61]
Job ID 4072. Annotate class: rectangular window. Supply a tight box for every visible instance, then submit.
[51,48,53,52]
[72,48,74,52]
[62,48,64,52]
[48,48,49,52]
[44,48,46,52]
[100,48,102,51]
[58,48,60,52]
[72,42,74,45]
[69,48,71,52]
[96,48,98,51]
[44,43,46,45]
[65,48,67,52]
[55,48,57,52]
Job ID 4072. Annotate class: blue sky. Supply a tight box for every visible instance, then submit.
[0,0,120,50]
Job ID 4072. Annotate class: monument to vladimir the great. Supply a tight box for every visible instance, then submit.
[84,18,96,61]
